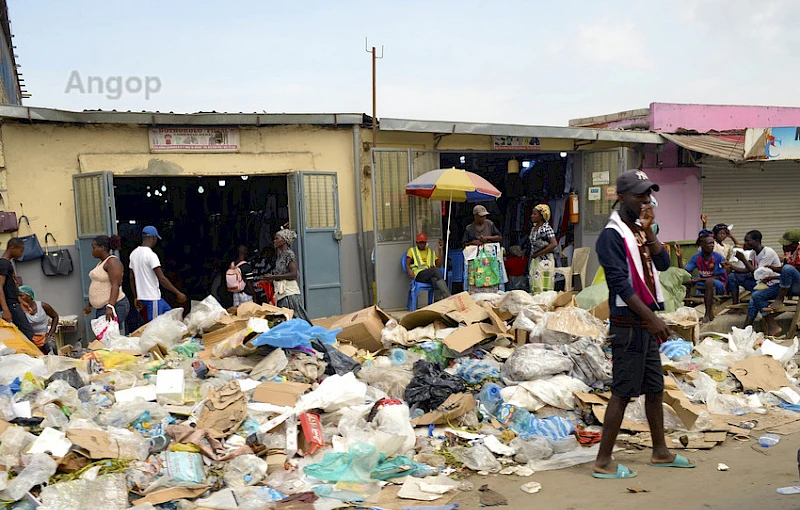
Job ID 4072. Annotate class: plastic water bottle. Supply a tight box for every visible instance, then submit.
[477,383,503,416]
[390,348,407,366]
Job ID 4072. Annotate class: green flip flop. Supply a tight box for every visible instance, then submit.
[650,454,696,468]
[592,464,637,479]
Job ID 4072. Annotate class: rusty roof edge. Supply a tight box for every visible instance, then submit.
[379,117,666,144]
[0,105,366,126]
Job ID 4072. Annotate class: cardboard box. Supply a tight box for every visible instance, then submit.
[399,292,488,330]
[668,322,699,344]
[552,291,578,309]
[298,412,325,456]
[252,381,311,407]
[442,323,505,355]
[588,300,610,322]
[316,306,390,352]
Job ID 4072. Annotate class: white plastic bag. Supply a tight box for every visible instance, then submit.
[693,371,748,415]
[296,372,366,412]
[90,316,120,344]
[500,344,573,384]
[517,374,591,410]
[139,308,187,350]
[185,295,227,334]
[381,319,410,347]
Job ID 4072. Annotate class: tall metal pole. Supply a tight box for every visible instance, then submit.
[371,45,376,148]
[365,39,383,148]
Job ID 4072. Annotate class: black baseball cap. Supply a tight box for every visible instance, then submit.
[616,169,660,194]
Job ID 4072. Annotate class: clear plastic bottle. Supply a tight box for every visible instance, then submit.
[477,383,503,417]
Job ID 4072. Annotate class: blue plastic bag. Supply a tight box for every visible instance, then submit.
[456,359,500,384]
[252,319,340,351]
[659,339,693,359]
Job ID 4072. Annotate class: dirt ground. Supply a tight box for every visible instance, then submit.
[449,435,800,510]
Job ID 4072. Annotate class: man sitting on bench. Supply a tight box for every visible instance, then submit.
[678,230,727,323]
[757,230,800,335]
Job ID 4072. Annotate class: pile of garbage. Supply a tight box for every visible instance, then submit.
[0,291,795,508]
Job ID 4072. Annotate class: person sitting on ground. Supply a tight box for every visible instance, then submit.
[737,231,783,334]
[754,230,800,336]
[18,286,58,354]
[505,245,529,291]
[406,233,450,300]
[677,230,727,323]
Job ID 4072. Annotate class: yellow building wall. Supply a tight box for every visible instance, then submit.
[0,123,358,244]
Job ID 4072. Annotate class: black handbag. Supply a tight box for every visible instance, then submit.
[41,233,73,276]
[16,216,44,261]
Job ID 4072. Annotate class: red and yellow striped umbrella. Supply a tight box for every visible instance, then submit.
[405,167,501,202]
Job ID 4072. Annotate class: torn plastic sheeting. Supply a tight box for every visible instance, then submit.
[660,339,694,359]
[252,319,339,351]
[0,355,46,385]
[397,475,459,501]
[0,453,57,501]
[40,473,129,510]
[517,415,576,442]
[449,444,502,472]
[296,372,367,412]
[501,385,545,412]
[516,374,591,410]
[525,443,601,471]
[500,344,573,385]
[563,338,613,386]
[304,442,381,483]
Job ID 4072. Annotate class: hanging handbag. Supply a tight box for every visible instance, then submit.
[41,233,74,276]
[0,195,16,234]
[15,216,44,261]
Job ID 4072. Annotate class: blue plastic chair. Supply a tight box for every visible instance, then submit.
[447,250,465,294]
[403,252,435,311]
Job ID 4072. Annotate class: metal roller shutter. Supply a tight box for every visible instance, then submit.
[700,157,800,253]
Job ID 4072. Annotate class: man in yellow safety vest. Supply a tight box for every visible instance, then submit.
[406,233,450,300]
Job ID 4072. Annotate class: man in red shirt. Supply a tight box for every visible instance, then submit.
[505,245,529,291]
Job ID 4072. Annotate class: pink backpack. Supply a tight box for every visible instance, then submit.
[226,261,246,292]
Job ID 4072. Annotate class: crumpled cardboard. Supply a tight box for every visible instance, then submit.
[233,302,293,321]
[400,292,489,330]
[730,355,792,392]
[133,487,210,506]
[545,306,606,339]
[411,393,476,426]
[314,306,390,352]
[196,381,247,438]
[442,323,505,355]
[253,381,311,407]
[67,428,146,460]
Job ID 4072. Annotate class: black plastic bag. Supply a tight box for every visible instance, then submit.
[47,368,85,389]
[404,360,465,412]
[312,340,361,376]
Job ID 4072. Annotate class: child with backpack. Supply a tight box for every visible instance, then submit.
[226,245,256,306]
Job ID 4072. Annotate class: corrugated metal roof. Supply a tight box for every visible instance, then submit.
[0,105,368,126]
[660,133,745,162]
[379,118,666,144]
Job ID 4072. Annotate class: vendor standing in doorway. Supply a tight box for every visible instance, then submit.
[528,204,557,295]
[129,226,187,323]
[592,170,694,479]
[462,205,503,294]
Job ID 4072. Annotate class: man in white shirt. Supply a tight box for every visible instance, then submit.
[129,226,187,323]
[735,230,782,333]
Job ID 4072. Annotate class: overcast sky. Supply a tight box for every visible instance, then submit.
[9,0,800,126]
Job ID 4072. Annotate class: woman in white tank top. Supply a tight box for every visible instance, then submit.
[83,235,130,336]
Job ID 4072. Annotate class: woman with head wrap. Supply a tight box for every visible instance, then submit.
[260,228,311,324]
[528,203,558,295]
[18,286,59,354]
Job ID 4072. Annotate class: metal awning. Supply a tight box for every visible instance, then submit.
[379,118,666,144]
[661,133,745,162]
